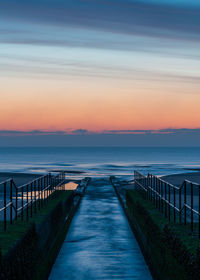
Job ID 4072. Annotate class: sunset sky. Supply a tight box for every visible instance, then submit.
[0,0,200,145]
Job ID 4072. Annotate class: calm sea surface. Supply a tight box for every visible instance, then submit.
[0,147,200,180]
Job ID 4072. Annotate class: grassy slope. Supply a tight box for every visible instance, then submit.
[127,190,199,256]
[0,191,72,256]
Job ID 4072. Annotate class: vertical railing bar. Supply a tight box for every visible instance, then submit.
[38,179,41,210]
[168,184,171,222]
[191,183,193,232]
[4,182,7,231]
[10,180,13,224]
[161,181,163,213]
[179,188,182,224]
[155,177,157,207]
[174,187,176,222]
[30,182,33,218]
[40,178,43,208]
[21,186,24,221]
[199,185,200,239]
[15,181,18,221]
[184,181,187,225]
[26,184,29,221]
[43,176,45,204]
[165,182,167,218]
[34,180,37,214]
[159,179,161,211]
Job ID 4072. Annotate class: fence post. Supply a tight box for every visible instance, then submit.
[199,185,200,239]
[155,177,157,207]
[21,186,24,221]
[10,180,13,224]
[34,180,37,214]
[26,184,29,221]
[147,174,149,200]
[179,188,182,224]
[31,182,33,218]
[159,179,161,211]
[150,175,152,201]
[41,177,43,208]
[4,182,7,231]
[38,179,41,210]
[168,184,171,222]
[174,188,176,222]
[165,182,167,218]
[191,183,193,232]
[43,176,45,203]
[160,181,163,213]
[155,177,157,208]
[15,182,18,221]
[184,181,187,225]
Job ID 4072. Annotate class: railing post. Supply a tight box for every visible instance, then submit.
[38,179,41,210]
[4,182,7,231]
[168,184,171,222]
[31,182,33,218]
[47,175,49,201]
[10,180,13,224]
[149,175,152,201]
[26,184,29,221]
[47,175,49,200]
[161,181,163,213]
[165,182,167,218]
[15,182,18,221]
[41,177,43,208]
[34,180,37,214]
[174,188,176,222]
[155,177,158,208]
[179,188,182,224]
[191,183,193,232]
[199,185,200,239]
[44,176,45,202]
[21,186,24,221]
[158,180,161,211]
[184,181,187,225]
[152,176,154,203]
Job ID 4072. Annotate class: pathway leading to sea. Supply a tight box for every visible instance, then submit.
[49,179,152,280]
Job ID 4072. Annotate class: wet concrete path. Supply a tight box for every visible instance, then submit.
[49,179,152,280]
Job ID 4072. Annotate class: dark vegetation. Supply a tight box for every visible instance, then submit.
[0,191,73,280]
[126,190,200,280]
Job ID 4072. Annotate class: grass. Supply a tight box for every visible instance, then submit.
[0,190,72,256]
[127,190,200,256]
[126,190,200,279]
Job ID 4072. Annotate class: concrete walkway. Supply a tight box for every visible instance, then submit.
[49,179,152,280]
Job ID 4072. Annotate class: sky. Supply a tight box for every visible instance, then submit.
[0,0,200,145]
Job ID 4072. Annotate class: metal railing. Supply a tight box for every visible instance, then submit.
[134,171,200,238]
[0,172,66,231]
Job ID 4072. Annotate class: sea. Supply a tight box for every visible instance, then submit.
[0,147,200,180]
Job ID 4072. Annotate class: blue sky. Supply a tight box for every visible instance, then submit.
[0,0,200,146]
[138,0,200,7]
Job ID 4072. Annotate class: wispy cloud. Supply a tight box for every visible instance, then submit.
[1,0,200,82]
[1,0,200,39]
[0,130,66,136]
[1,128,200,137]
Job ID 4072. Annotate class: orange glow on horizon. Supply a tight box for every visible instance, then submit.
[1,76,200,132]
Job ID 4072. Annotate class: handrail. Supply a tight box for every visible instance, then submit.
[0,171,66,231]
[134,170,200,239]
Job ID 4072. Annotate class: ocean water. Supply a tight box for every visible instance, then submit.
[0,147,200,180]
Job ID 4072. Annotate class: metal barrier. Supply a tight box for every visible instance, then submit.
[0,172,66,231]
[134,170,200,238]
